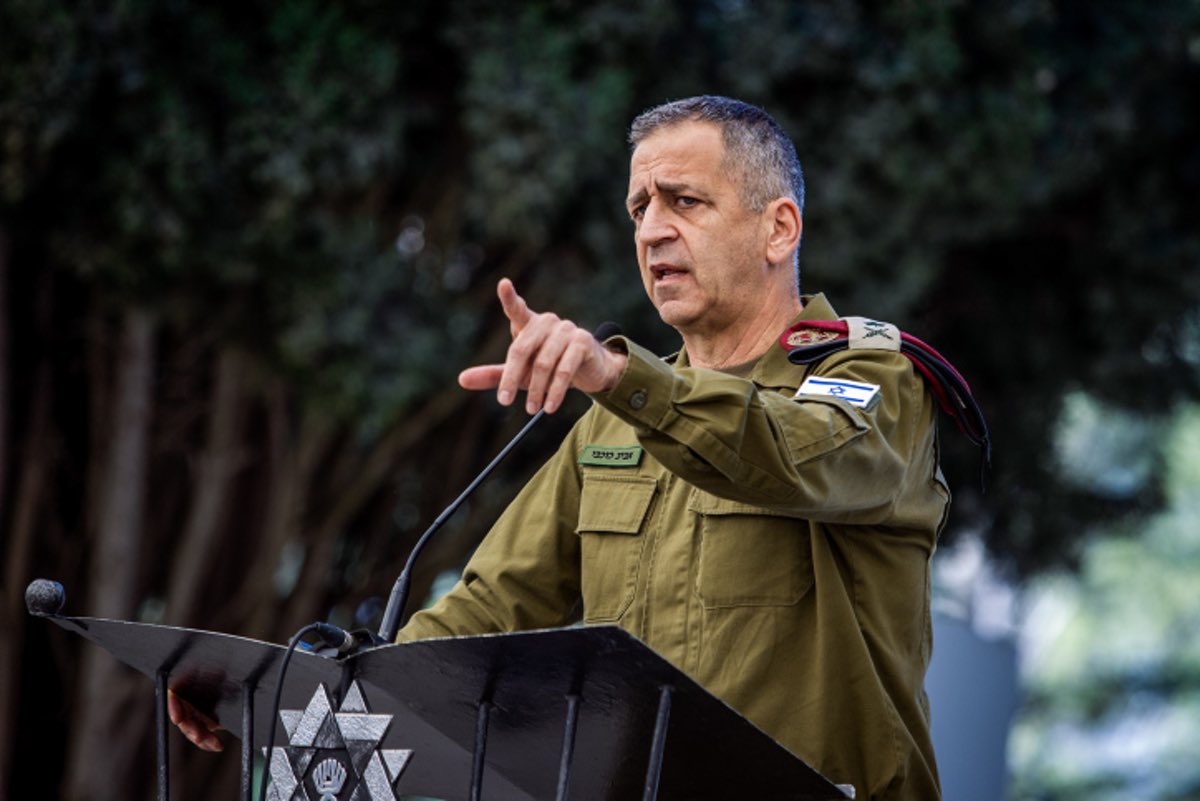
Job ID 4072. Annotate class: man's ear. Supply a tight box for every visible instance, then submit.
[764,197,802,267]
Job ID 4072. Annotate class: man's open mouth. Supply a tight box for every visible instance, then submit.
[652,265,688,280]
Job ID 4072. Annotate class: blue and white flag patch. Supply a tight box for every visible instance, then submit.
[794,376,882,410]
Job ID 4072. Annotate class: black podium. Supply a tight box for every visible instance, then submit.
[38,606,853,800]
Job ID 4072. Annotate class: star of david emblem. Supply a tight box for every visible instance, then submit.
[264,681,412,801]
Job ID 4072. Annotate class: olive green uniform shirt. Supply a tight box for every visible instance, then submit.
[399,294,949,800]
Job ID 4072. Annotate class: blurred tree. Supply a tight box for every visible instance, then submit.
[0,0,1196,797]
[1010,400,1200,800]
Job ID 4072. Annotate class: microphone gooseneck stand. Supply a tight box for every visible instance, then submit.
[376,406,545,644]
[259,320,624,800]
[377,320,622,644]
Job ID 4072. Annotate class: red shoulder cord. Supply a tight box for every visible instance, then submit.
[780,320,992,478]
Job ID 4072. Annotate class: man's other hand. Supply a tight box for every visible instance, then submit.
[168,689,224,752]
[458,278,628,414]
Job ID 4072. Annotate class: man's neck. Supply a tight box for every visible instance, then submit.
[681,297,804,369]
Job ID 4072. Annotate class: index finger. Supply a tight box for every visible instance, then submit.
[497,278,533,337]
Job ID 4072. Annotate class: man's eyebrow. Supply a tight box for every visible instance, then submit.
[654,179,693,196]
[625,180,700,209]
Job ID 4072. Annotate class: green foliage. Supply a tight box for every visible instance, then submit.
[1010,402,1200,800]
[2,0,457,425]
[3,0,1199,568]
[450,3,638,243]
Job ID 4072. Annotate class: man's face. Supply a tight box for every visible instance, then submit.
[626,121,773,337]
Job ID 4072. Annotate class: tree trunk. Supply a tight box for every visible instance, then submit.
[165,347,247,627]
[226,384,328,640]
[0,366,51,794]
[0,224,9,579]
[0,230,41,795]
[276,384,474,637]
[64,308,157,801]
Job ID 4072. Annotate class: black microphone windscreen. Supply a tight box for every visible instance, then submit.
[26,579,66,617]
[593,321,623,341]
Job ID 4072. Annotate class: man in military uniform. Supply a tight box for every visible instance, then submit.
[401,96,948,800]
[175,96,948,800]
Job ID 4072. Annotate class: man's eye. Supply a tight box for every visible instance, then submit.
[677,196,699,208]
[630,205,646,220]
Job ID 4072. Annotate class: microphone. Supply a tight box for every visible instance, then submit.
[376,320,623,644]
[25,579,66,618]
[592,320,622,343]
[312,622,358,654]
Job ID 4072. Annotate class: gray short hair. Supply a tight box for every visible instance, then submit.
[628,95,805,215]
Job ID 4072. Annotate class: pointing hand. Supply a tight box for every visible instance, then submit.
[458,279,627,414]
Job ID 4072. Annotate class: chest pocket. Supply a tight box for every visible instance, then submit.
[576,473,657,623]
[688,493,814,609]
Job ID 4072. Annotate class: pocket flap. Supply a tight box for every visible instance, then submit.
[687,491,796,519]
[577,474,658,534]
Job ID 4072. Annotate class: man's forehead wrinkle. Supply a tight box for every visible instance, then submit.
[627,163,704,200]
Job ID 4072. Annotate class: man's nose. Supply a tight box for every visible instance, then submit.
[637,200,677,246]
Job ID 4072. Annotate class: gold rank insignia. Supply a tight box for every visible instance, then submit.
[785,328,842,348]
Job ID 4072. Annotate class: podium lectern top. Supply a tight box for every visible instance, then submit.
[49,614,851,801]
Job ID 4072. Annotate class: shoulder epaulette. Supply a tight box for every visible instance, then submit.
[779,317,992,469]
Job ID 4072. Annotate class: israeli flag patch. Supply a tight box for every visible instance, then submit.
[795,376,882,410]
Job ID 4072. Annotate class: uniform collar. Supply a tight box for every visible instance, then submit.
[749,293,838,389]
[670,293,839,389]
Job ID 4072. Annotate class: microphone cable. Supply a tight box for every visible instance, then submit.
[257,621,355,801]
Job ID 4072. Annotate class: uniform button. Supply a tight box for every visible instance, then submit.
[629,390,647,410]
